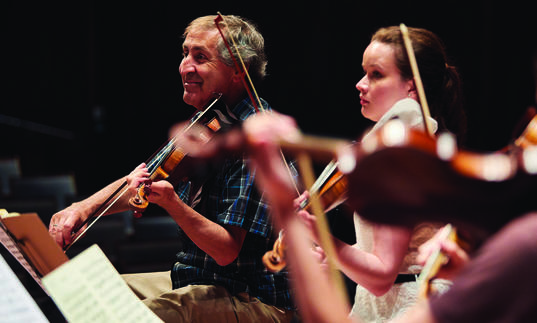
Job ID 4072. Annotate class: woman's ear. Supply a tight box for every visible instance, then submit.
[407,79,418,100]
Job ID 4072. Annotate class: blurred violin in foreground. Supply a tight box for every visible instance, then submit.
[266,114,537,272]
[176,114,537,270]
[345,118,537,235]
[188,115,537,226]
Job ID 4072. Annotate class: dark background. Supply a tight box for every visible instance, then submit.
[2,0,536,197]
[1,2,536,318]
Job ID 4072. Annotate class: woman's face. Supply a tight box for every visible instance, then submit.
[356,41,414,122]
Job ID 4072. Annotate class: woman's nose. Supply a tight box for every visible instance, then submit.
[356,76,367,93]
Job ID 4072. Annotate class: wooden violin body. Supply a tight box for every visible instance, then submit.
[313,170,349,213]
[262,157,352,273]
[129,148,187,216]
[262,114,537,272]
[127,94,224,217]
[346,119,537,236]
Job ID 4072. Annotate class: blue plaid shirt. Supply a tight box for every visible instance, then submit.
[171,97,295,310]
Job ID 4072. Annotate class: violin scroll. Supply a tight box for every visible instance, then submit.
[128,148,187,217]
[262,232,287,272]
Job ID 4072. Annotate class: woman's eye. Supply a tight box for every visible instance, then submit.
[370,71,382,79]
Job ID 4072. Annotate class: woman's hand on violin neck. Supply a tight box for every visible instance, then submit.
[297,209,321,243]
[417,225,470,280]
[311,245,329,271]
[293,191,309,210]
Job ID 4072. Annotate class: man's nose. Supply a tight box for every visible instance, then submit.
[179,58,196,75]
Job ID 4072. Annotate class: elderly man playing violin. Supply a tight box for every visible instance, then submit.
[49,15,295,323]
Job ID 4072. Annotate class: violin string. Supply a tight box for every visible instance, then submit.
[299,160,338,210]
[147,94,223,177]
[147,142,173,173]
[310,160,338,194]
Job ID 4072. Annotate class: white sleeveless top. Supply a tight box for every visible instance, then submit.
[349,99,450,322]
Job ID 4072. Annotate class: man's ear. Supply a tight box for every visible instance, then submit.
[232,63,250,83]
[231,69,243,83]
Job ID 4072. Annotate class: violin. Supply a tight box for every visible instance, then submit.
[143,109,537,284]
[344,118,537,234]
[128,94,224,217]
[63,94,224,251]
[348,118,537,297]
[415,112,537,298]
[262,114,537,273]
[303,162,349,213]
[262,162,349,272]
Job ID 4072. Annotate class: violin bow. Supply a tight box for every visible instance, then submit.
[400,24,434,137]
[400,23,458,298]
[214,12,298,188]
[214,13,263,113]
[64,94,223,252]
[215,13,347,299]
[214,12,300,195]
[295,152,349,303]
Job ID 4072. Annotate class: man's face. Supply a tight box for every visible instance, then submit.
[179,28,236,110]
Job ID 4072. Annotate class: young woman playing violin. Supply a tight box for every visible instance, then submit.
[293,26,467,322]
[243,110,537,323]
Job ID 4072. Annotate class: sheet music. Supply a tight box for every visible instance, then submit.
[0,222,46,292]
[42,244,163,323]
[0,254,49,323]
